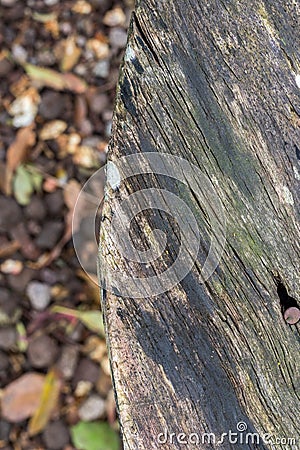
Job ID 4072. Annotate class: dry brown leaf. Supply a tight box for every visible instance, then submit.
[64,179,81,211]
[63,72,87,93]
[106,389,117,425]
[74,95,87,127]
[1,372,45,423]
[0,240,20,258]
[5,125,36,195]
[63,179,81,240]
[24,64,87,93]
[25,64,65,90]
[0,161,7,194]
[6,125,36,172]
[77,269,100,298]
[32,12,57,23]
[44,19,60,38]
[28,367,62,436]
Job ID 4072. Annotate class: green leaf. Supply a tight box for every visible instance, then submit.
[24,63,87,93]
[71,421,120,450]
[16,322,27,352]
[79,311,105,335]
[28,368,61,436]
[13,165,34,205]
[13,164,43,205]
[24,64,65,90]
[51,306,105,336]
[26,165,43,192]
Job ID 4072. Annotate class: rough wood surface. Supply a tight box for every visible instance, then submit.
[99,1,300,448]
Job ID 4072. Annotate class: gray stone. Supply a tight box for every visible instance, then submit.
[93,60,110,78]
[27,335,59,368]
[0,327,16,350]
[42,420,70,449]
[57,345,79,380]
[78,394,106,421]
[26,281,51,311]
[109,27,128,48]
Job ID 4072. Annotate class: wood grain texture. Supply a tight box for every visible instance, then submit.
[99,1,300,448]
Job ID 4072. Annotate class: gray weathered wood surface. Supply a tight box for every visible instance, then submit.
[99,1,300,448]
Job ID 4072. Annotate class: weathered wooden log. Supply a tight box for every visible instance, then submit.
[99,1,300,449]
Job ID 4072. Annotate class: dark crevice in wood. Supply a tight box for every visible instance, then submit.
[275,276,299,313]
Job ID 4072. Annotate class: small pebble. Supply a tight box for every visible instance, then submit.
[60,21,73,35]
[9,223,41,260]
[100,355,111,376]
[74,63,88,76]
[37,50,57,66]
[75,380,93,397]
[96,373,112,397]
[72,358,100,388]
[39,91,65,120]
[81,119,94,136]
[105,120,112,136]
[25,196,47,222]
[0,351,9,371]
[42,420,70,450]
[57,345,79,380]
[76,35,86,47]
[103,6,126,27]
[40,268,59,285]
[109,27,127,48]
[0,288,19,317]
[0,0,17,6]
[0,197,22,233]
[69,322,84,342]
[6,267,35,293]
[45,191,65,217]
[26,281,51,311]
[89,0,110,11]
[0,419,11,443]
[0,327,17,350]
[0,259,23,275]
[89,94,109,114]
[102,109,113,122]
[0,58,13,77]
[11,44,27,63]
[36,221,64,250]
[27,335,59,368]
[26,220,41,236]
[78,394,106,421]
[93,60,110,78]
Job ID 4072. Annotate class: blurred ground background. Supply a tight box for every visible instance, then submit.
[0,0,133,448]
